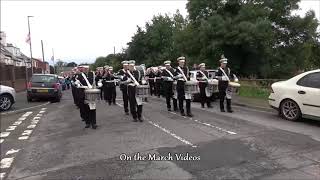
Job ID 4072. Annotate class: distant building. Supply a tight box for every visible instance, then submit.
[0,31,7,46]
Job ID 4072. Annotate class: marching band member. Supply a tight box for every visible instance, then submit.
[71,68,79,107]
[155,67,162,98]
[102,66,109,103]
[196,63,213,108]
[146,67,156,96]
[161,60,177,111]
[175,57,193,117]
[103,67,117,105]
[126,60,144,122]
[75,66,98,129]
[95,67,104,100]
[216,55,238,113]
[117,61,130,115]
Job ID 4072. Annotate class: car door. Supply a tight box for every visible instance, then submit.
[296,72,320,117]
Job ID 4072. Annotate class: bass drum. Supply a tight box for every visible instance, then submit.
[228,82,241,93]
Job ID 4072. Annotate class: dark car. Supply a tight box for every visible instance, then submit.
[27,74,62,102]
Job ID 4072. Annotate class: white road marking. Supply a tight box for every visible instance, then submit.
[27,125,36,129]
[31,120,39,124]
[22,111,33,117]
[194,119,237,135]
[13,121,22,125]
[0,139,4,144]
[41,108,47,110]
[0,132,10,138]
[33,117,41,120]
[22,130,33,136]
[147,120,197,148]
[39,111,45,114]
[18,136,29,140]
[116,103,123,107]
[0,173,6,179]
[6,126,17,131]
[18,117,26,121]
[5,149,20,156]
[0,157,14,168]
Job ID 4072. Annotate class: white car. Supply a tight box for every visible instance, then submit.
[269,69,320,121]
[0,85,16,111]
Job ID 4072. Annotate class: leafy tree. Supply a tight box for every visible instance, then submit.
[66,62,77,67]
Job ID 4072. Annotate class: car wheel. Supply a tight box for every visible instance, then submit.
[0,94,13,111]
[280,99,301,121]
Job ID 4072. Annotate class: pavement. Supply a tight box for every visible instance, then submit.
[0,89,320,180]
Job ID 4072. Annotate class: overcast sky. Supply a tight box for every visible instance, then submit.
[1,0,319,65]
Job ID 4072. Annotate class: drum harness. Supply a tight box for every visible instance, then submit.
[127,70,140,86]
[177,66,188,82]
[164,68,174,81]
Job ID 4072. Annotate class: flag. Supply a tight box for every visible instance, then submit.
[25,33,31,44]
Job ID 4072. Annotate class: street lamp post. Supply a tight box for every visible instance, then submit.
[27,16,34,75]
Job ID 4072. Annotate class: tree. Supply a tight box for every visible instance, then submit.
[66,62,77,67]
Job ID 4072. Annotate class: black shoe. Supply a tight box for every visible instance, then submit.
[85,124,90,128]
[208,105,213,108]
[227,109,233,113]
[125,112,129,115]
[220,109,225,112]
[82,119,85,121]
[92,124,97,129]
[109,103,111,105]
[133,118,138,122]
[201,105,205,108]
[138,117,144,122]
[181,112,186,116]
[174,108,179,112]
[168,108,171,112]
[187,113,193,117]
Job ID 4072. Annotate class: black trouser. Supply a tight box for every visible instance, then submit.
[78,88,86,120]
[71,85,77,105]
[105,85,116,104]
[177,81,191,114]
[149,81,155,96]
[98,87,103,100]
[121,86,129,113]
[199,83,211,107]
[219,87,232,111]
[128,86,142,119]
[85,105,96,126]
[164,81,173,109]
[173,98,178,111]
[155,81,161,97]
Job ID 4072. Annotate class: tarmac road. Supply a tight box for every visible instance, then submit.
[1,89,319,180]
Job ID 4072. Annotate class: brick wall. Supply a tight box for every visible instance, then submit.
[0,63,44,92]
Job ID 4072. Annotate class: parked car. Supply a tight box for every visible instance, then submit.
[58,76,67,90]
[189,69,219,102]
[269,69,320,121]
[0,84,16,111]
[27,74,62,102]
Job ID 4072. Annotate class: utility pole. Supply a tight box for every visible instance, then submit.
[27,16,34,75]
[52,48,55,74]
[114,46,115,55]
[41,40,45,74]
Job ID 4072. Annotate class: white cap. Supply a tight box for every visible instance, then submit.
[109,66,113,70]
[199,63,205,67]
[177,56,185,62]
[121,61,129,65]
[164,60,171,65]
[129,60,135,65]
[219,54,228,64]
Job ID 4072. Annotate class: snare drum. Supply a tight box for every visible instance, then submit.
[136,85,150,98]
[185,81,199,94]
[228,82,241,93]
[207,79,219,94]
[85,88,101,102]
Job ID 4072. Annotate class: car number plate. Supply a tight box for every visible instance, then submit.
[38,89,48,93]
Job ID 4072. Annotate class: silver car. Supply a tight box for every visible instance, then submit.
[0,84,16,111]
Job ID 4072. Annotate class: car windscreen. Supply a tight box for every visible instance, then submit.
[31,75,57,83]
